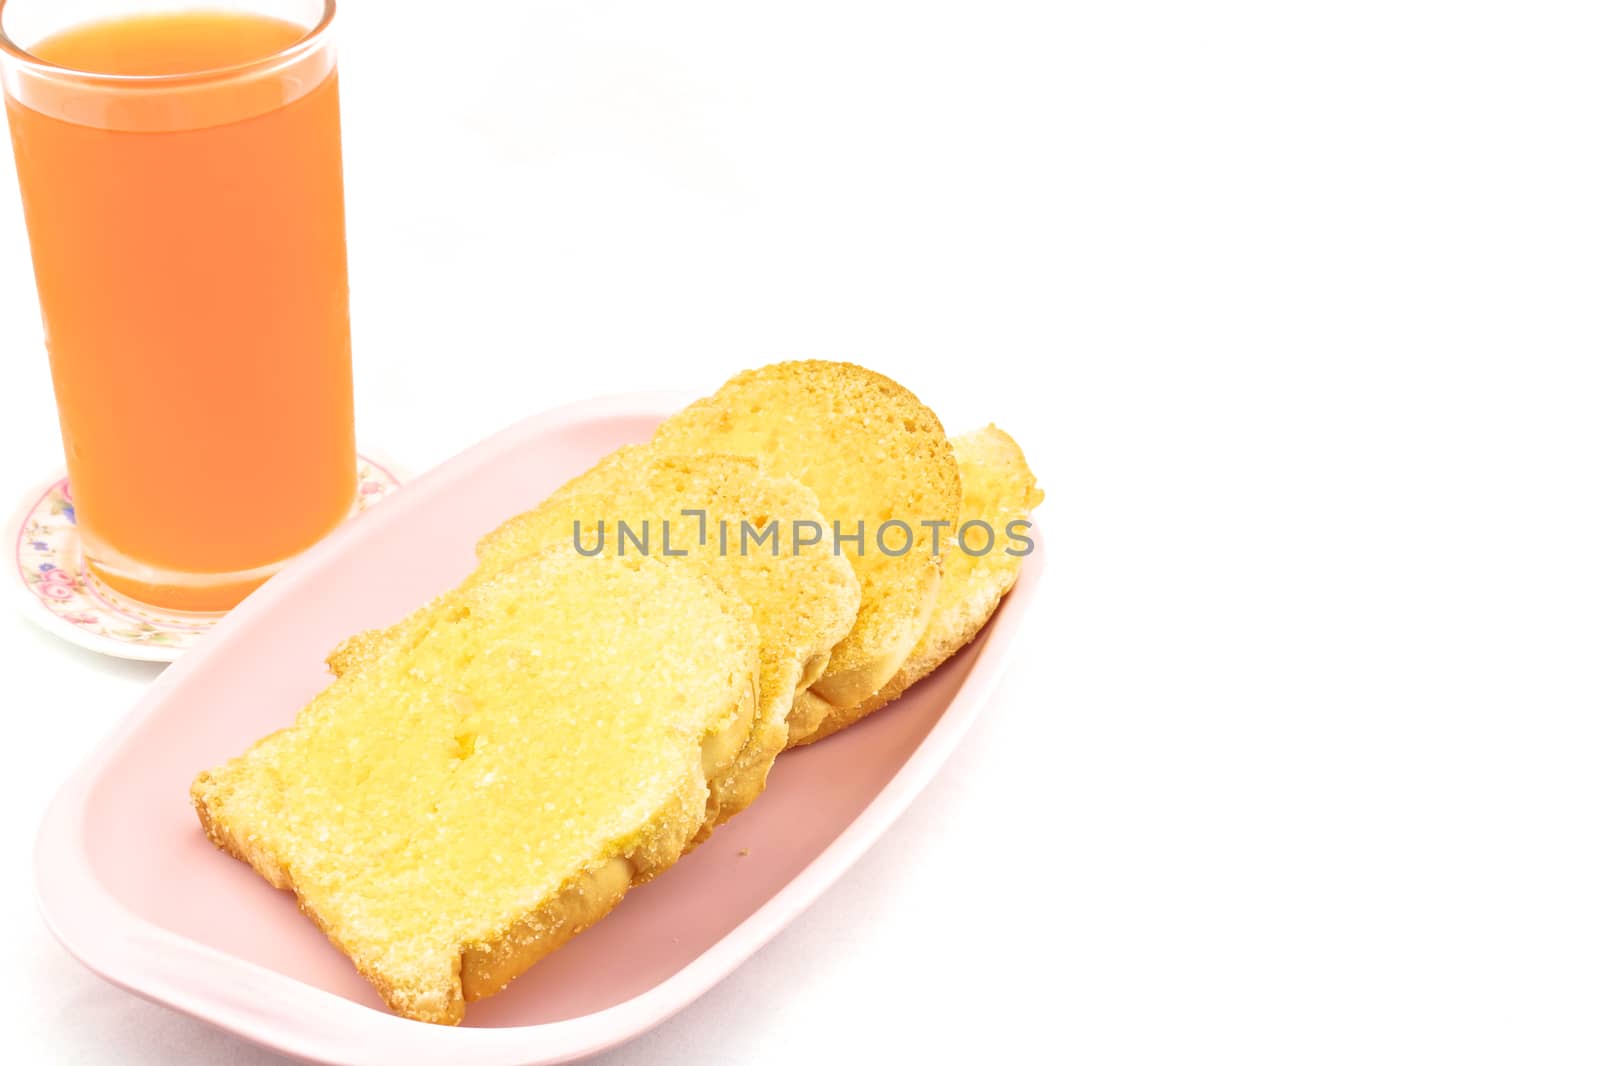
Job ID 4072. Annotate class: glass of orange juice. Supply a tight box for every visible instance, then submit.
[0,0,354,612]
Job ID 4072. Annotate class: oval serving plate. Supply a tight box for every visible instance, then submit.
[34,391,1046,1066]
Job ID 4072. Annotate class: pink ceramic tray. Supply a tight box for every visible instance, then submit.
[34,392,1046,1066]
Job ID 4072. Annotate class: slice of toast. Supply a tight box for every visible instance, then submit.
[192,550,759,1025]
[328,447,861,832]
[651,361,961,743]
[794,425,1043,745]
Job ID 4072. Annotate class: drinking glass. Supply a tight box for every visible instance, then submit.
[0,0,354,611]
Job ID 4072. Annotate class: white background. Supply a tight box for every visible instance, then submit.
[0,1,1595,1063]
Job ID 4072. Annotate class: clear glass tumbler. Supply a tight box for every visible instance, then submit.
[0,0,354,611]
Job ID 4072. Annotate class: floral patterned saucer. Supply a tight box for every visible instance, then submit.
[7,456,402,662]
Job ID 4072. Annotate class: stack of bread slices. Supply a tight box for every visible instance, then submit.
[191,360,1043,1024]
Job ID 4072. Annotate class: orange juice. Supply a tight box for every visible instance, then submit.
[3,7,353,610]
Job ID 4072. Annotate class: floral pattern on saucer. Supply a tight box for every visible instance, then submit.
[12,456,401,661]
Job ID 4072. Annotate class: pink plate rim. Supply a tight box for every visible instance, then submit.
[32,390,1047,1066]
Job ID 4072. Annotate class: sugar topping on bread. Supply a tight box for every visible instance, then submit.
[192,550,759,1024]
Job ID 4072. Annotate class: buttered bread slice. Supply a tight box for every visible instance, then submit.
[192,550,759,1025]
[652,361,961,743]
[797,425,1043,744]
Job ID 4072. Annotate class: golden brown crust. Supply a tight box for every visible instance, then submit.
[792,425,1043,745]
[651,361,961,733]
